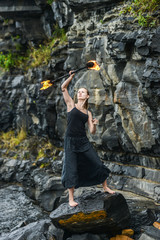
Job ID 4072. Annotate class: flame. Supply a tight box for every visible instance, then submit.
[88,60,100,71]
[40,60,100,90]
[40,80,53,90]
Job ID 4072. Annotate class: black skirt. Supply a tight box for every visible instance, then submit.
[61,136,111,189]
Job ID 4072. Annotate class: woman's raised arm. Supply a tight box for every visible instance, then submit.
[61,71,75,112]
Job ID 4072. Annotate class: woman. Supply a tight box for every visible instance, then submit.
[61,71,115,207]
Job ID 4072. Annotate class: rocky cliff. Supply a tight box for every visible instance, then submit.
[0,0,160,239]
[0,0,160,200]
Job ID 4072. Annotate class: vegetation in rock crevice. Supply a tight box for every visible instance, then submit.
[120,0,160,27]
[47,0,55,5]
[0,24,67,71]
[0,128,27,150]
[0,129,62,164]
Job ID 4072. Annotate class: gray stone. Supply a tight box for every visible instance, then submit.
[108,175,159,199]
[154,186,160,204]
[0,185,46,235]
[0,219,64,240]
[51,1,73,28]
[135,38,147,48]
[137,46,150,56]
[68,0,120,10]
[67,233,103,240]
[151,34,160,52]
[0,158,65,211]
[11,76,24,88]
[139,226,160,240]
[102,128,119,151]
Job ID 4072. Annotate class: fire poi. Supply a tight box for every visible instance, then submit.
[40,60,100,90]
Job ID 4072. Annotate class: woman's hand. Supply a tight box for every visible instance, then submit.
[88,111,98,134]
[92,118,98,125]
[69,71,75,77]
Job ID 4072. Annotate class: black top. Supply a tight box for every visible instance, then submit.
[65,107,88,137]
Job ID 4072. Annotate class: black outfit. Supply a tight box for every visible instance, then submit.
[61,107,110,189]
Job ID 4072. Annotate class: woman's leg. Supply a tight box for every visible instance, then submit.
[78,147,113,190]
[102,179,115,194]
[62,148,79,207]
[68,187,78,207]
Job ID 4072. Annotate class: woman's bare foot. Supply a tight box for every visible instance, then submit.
[103,187,115,194]
[69,200,78,207]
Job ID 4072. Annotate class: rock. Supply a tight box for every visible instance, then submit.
[0,159,21,181]
[154,187,160,204]
[114,61,155,153]
[28,169,63,210]
[66,233,106,240]
[0,219,64,240]
[68,0,120,11]
[153,222,160,230]
[50,192,131,234]
[0,159,65,212]
[135,38,147,48]
[137,46,149,56]
[51,1,73,28]
[110,235,133,240]
[151,34,160,53]
[0,184,47,235]
[32,169,65,211]
[51,159,63,174]
[139,226,160,240]
[0,108,13,132]
[102,128,120,151]
[122,229,134,237]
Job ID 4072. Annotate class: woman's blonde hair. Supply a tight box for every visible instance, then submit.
[74,87,90,109]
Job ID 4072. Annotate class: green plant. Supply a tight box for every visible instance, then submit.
[15,43,22,51]
[52,23,67,42]
[30,24,67,68]
[0,127,27,150]
[36,149,46,160]
[4,19,9,24]
[30,43,51,68]
[11,35,20,41]
[40,162,50,168]
[47,0,55,5]
[0,24,67,71]
[120,0,160,27]
[0,52,15,70]
[0,52,27,71]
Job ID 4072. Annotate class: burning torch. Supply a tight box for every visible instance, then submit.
[40,60,100,90]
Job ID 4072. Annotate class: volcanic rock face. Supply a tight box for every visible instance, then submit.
[0,0,159,209]
[0,0,160,156]
[0,1,160,239]
[64,7,160,156]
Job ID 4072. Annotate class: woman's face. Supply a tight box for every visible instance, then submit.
[77,88,89,100]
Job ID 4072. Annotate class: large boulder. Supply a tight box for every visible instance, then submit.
[50,192,131,234]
